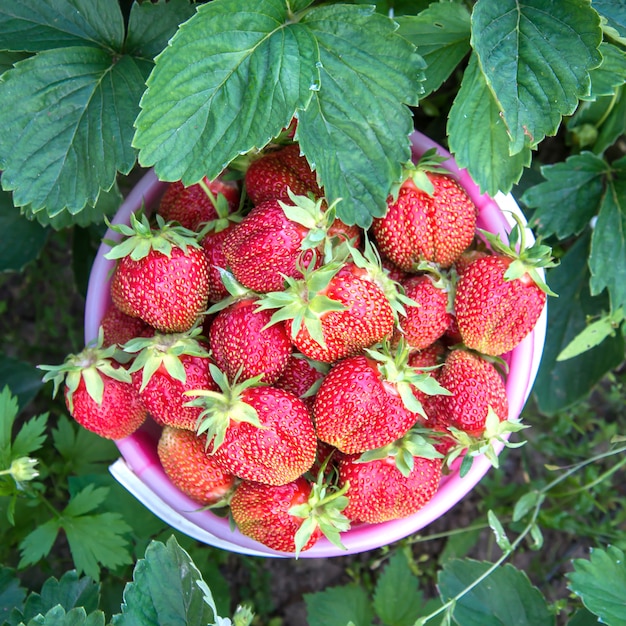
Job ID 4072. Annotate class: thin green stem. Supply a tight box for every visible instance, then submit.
[413,442,626,625]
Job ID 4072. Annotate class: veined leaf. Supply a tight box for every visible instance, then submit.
[297,4,424,227]
[18,520,61,570]
[438,559,554,626]
[0,47,145,216]
[589,158,626,309]
[522,152,609,239]
[125,0,197,61]
[471,0,602,154]
[567,546,626,626]
[112,537,216,626]
[11,413,48,459]
[594,0,626,44]
[134,0,320,184]
[0,0,125,52]
[23,605,105,626]
[396,2,471,98]
[448,53,531,196]
[585,42,626,99]
[305,583,374,626]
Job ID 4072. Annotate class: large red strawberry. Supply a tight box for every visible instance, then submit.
[338,450,443,524]
[426,348,508,438]
[208,295,292,385]
[188,365,317,485]
[230,472,350,556]
[157,426,237,507]
[123,328,216,431]
[258,259,396,363]
[454,219,556,356]
[244,142,322,206]
[39,331,147,440]
[371,151,477,270]
[313,343,450,454]
[157,175,240,232]
[106,212,210,333]
[222,192,357,293]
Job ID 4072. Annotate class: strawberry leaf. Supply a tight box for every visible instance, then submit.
[0,0,125,52]
[0,47,146,216]
[471,0,602,154]
[448,53,532,196]
[396,2,471,99]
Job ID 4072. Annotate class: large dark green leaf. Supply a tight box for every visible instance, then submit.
[438,559,555,626]
[305,583,374,626]
[0,355,44,410]
[586,42,626,99]
[134,0,320,184]
[594,0,626,43]
[0,568,26,625]
[296,4,423,227]
[448,53,531,196]
[567,546,626,626]
[0,48,144,216]
[112,537,216,626]
[0,189,48,272]
[396,3,471,98]
[532,234,625,414]
[0,0,125,52]
[471,0,602,154]
[521,152,608,239]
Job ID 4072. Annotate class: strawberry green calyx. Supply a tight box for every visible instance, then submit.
[348,237,417,321]
[123,325,209,392]
[391,148,449,199]
[38,327,131,412]
[256,260,346,349]
[364,339,450,418]
[445,407,530,477]
[414,260,458,314]
[104,211,202,262]
[185,364,265,453]
[289,463,351,557]
[197,185,244,236]
[357,428,443,477]
[479,211,559,296]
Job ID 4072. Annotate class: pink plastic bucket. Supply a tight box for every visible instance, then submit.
[85,131,547,558]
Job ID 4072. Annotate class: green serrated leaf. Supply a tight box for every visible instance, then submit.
[134,0,319,184]
[11,413,48,459]
[557,308,625,360]
[439,559,554,626]
[471,0,602,154]
[64,485,110,518]
[586,42,626,99]
[447,53,531,197]
[595,0,626,43]
[18,519,61,569]
[396,3,471,99]
[589,160,626,309]
[0,0,126,53]
[297,4,424,228]
[125,0,197,61]
[533,233,625,414]
[23,605,105,626]
[0,47,143,215]
[567,545,626,626]
[522,152,608,239]
[0,566,27,622]
[0,385,19,463]
[304,583,374,626]
[111,536,216,626]
[373,551,425,626]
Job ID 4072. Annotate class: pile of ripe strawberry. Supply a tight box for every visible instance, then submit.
[41,134,554,556]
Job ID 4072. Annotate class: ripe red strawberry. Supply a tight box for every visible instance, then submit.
[123,328,216,431]
[157,175,240,232]
[371,152,477,270]
[454,219,556,356]
[222,192,356,293]
[106,212,210,333]
[244,142,322,206]
[394,273,453,350]
[230,472,350,555]
[274,353,329,413]
[338,452,442,523]
[39,332,147,440]
[259,259,396,363]
[208,296,292,385]
[314,343,450,454]
[188,365,317,485]
[157,426,237,506]
[100,303,154,347]
[427,349,508,437]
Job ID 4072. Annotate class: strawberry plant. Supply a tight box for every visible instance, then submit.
[1,0,626,624]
